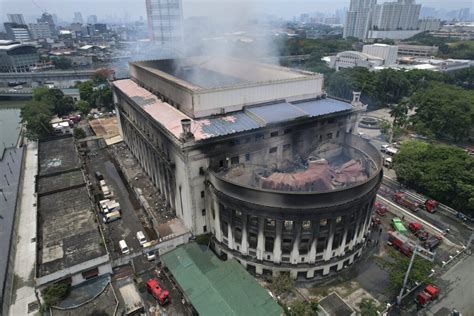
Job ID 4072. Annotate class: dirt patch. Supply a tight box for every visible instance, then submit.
[89,117,119,140]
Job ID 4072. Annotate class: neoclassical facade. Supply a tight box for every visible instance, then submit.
[112,58,382,280]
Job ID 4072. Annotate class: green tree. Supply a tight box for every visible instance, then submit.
[74,100,91,115]
[409,83,474,141]
[31,87,74,117]
[20,100,54,140]
[393,141,474,215]
[358,298,380,316]
[389,98,410,127]
[77,81,95,105]
[73,127,86,139]
[42,283,70,309]
[285,300,319,316]
[271,272,294,295]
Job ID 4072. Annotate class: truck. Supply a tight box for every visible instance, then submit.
[387,230,415,256]
[392,192,422,212]
[408,222,422,233]
[374,202,388,216]
[391,217,407,233]
[416,284,439,307]
[424,236,441,251]
[146,278,170,305]
[424,199,439,213]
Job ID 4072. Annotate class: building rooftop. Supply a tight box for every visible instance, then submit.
[131,57,315,90]
[37,136,106,278]
[319,292,355,316]
[38,137,81,176]
[161,243,283,316]
[113,79,353,142]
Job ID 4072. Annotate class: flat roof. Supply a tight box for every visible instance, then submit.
[113,79,353,142]
[319,292,355,316]
[37,136,107,278]
[38,137,81,176]
[161,243,283,316]
[131,57,314,90]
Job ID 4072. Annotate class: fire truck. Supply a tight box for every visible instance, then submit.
[146,278,170,305]
[416,284,440,307]
[392,192,422,212]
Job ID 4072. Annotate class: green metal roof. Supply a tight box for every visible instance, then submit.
[161,243,283,316]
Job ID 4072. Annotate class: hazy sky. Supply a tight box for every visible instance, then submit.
[1,0,472,22]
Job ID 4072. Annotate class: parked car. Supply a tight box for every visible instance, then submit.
[95,171,104,181]
[119,240,130,255]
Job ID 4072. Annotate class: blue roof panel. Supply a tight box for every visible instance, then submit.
[292,98,353,117]
[246,102,308,124]
[196,112,261,139]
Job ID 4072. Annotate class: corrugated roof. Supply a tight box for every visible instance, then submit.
[246,101,308,124]
[113,79,353,142]
[194,112,261,140]
[161,243,283,316]
[292,98,353,117]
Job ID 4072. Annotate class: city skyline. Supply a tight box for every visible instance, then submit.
[0,0,472,23]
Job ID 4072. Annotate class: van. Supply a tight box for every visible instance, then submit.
[137,231,147,246]
[105,201,120,213]
[95,171,104,181]
[102,186,112,198]
[119,240,130,255]
[103,210,121,223]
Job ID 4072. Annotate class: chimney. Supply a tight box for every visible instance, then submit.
[180,119,194,141]
[352,91,361,104]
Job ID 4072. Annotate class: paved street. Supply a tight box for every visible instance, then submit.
[9,141,39,315]
[425,254,474,315]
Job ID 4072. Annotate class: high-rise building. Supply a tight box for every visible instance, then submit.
[145,0,183,44]
[7,14,25,25]
[3,23,30,41]
[87,15,98,24]
[37,13,56,36]
[73,12,83,24]
[29,23,53,39]
[343,0,376,39]
[371,0,421,31]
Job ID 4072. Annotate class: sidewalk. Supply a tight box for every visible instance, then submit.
[9,141,39,315]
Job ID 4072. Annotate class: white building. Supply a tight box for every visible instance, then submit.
[418,18,441,32]
[328,51,384,70]
[371,0,421,31]
[362,44,398,65]
[145,0,184,45]
[344,0,376,39]
[29,23,53,40]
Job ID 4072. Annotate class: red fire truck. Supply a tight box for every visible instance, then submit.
[416,284,440,307]
[393,192,422,212]
[146,278,170,305]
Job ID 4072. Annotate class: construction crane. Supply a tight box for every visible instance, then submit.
[31,0,46,13]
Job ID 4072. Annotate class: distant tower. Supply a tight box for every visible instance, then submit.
[7,14,25,25]
[37,13,56,35]
[145,0,183,45]
[73,12,83,24]
[87,15,98,24]
[343,0,376,39]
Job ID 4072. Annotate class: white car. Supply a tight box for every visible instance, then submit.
[146,251,156,261]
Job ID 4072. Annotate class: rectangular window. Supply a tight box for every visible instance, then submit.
[255,133,264,141]
[319,135,323,141]
[229,139,240,146]
[327,133,333,139]
[284,220,293,231]
[201,191,205,198]
[269,147,277,154]
[203,225,207,232]
[284,128,293,134]
[320,218,328,226]
[303,220,311,230]
[235,210,242,217]
[336,130,340,138]
[283,144,291,152]
[219,160,224,168]
[266,219,275,227]
[328,118,335,124]
[245,153,250,161]
[230,156,239,165]
[202,209,206,216]
[270,131,279,137]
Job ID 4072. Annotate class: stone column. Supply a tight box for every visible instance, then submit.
[323,219,335,261]
[338,217,350,256]
[256,217,265,261]
[213,200,222,242]
[227,222,234,250]
[290,222,301,264]
[350,208,363,249]
[241,213,248,255]
[308,221,320,264]
[273,220,283,264]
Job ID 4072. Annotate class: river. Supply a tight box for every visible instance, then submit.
[0,100,25,158]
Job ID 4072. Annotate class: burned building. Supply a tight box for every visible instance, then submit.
[112,57,383,279]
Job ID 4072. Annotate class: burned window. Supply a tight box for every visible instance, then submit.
[327,133,333,139]
[283,144,292,152]
[284,128,293,134]
[269,147,277,154]
[245,153,250,161]
[230,156,239,165]
[202,209,206,216]
[302,220,311,230]
[270,131,279,137]
[320,218,328,226]
[266,218,275,227]
[284,220,293,231]
[255,133,264,141]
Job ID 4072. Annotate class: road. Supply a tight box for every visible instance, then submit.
[425,254,474,315]
[8,141,38,315]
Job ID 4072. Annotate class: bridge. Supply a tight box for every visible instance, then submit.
[0,70,97,89]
